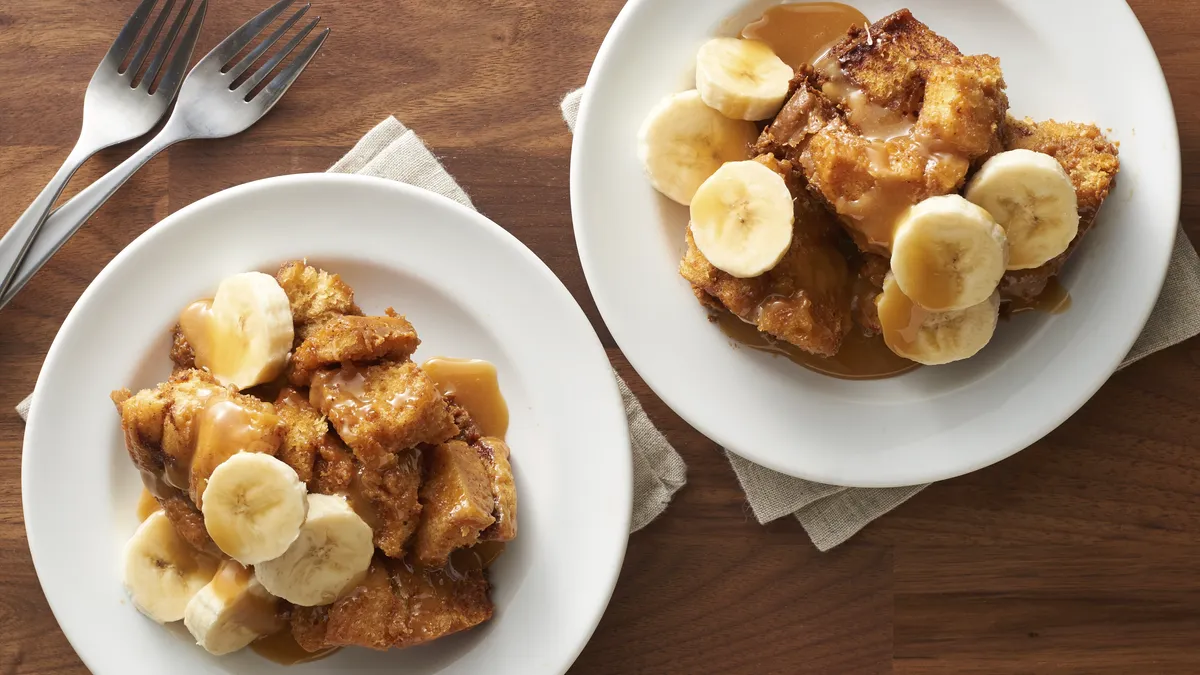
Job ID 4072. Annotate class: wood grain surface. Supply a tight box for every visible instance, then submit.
[1,1,1198,673]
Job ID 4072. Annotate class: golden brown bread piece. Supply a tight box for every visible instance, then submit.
[273,388,330,484]
[824,9,1007,156]
[286,381,425,558]
[310,433,355,495]
[756,10,1007,253]
[852,254,890,336]
[823,8,961,117]
[680,156,853,357]
[290,555,493,652]
[998,117,1120,301]
[447,396,482,445]
[309,361,458,469]
[113,369,285,508]
[275,261,363,343]
[411,441,496,566]
[158,491,221,556]
[289,312,421,385]
[114,369,285,553]
[169,326,195,372]
[356,449,424,558]
[476,437,518,542]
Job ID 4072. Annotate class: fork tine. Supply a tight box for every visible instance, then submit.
[252,27,328,108]
[103,0,160,67]
[225,4,310,83]
[153,0,207,97]
[238,16,319,94]
[124,0,175,77]
[209,0,297,68]
[141,0,193,88]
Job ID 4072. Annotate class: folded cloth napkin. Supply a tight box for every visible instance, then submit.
[562,87,1200,550]
[15,116,687,534]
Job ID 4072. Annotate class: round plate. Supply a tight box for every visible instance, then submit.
[571,0,1181,486]
[23,174,631,674]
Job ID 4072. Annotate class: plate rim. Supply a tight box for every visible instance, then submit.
[23,172,632,674]
[570,0,1182,486]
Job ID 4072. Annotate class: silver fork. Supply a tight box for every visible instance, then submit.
[0,0,205,299]
[0,0,330,309]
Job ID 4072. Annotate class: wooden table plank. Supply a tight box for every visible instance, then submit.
[0,1,1197,673]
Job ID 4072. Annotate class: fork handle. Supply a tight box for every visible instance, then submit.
[0,130,183,310]
[0,144,93,300]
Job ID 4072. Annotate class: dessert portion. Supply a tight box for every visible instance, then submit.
[679,155,853,357]
[112,262,517,660]
[639,6,1120,376]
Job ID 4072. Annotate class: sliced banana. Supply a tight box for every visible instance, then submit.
[891,195,1008,312]
[123,511,219,623]
[254,493,374,607]
[876,273,1000,366]
[965,149,1080,270]
[182,272,294,390]
[201,452,308,565]
[696,38,793,121]
[689,159,794,278]
[638,89,758,205]
[184,560,284,655]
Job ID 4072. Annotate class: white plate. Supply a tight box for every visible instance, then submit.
[23,174,631,674]
[571,0,1181,486]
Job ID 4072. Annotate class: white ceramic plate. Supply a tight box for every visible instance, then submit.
[23,174,631,674]
[571,0,1181,486]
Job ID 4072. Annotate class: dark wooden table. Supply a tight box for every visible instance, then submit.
[2,1,1199,673]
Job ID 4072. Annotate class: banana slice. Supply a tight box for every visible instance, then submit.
[876,274,1000,366]
[254,494,374,607]
[123,511,219,623]
[184,560,284,655]
[638,89,758,205]
[891,195,1008,312]
[689,160,794,278]
[182,272,294,390]
[965,149,1080,270]
[696,38,793,121]
[201,452,308,565]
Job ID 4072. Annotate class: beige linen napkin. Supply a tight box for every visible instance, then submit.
[15,116,687,534]
[563,87,1200,550]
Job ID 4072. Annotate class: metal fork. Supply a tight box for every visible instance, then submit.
[0,0,330,309]
[0,0,205,300]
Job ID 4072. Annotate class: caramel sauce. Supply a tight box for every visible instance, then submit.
[813,56,971,252]
[251,630,340,665]
[337,560,392,607]
[139,469,176,500]
[189,400,281,508]
[136,488,161,522]
[207,560,286,637]
[744,10,971,254]
[309,366,417,446]
[715,310,917,380]
[1006,278,1072,316]
[814,56,914,141]
[741,2,868,68]
[447,540,506,580]
[421,357,510,439]
[876,282,932,357]
[895,248,958,312]
[178,299,247,381]
[210,560,255,602]
[155,388,280,505]
[344,464,384,533]
[276,387,310,409]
